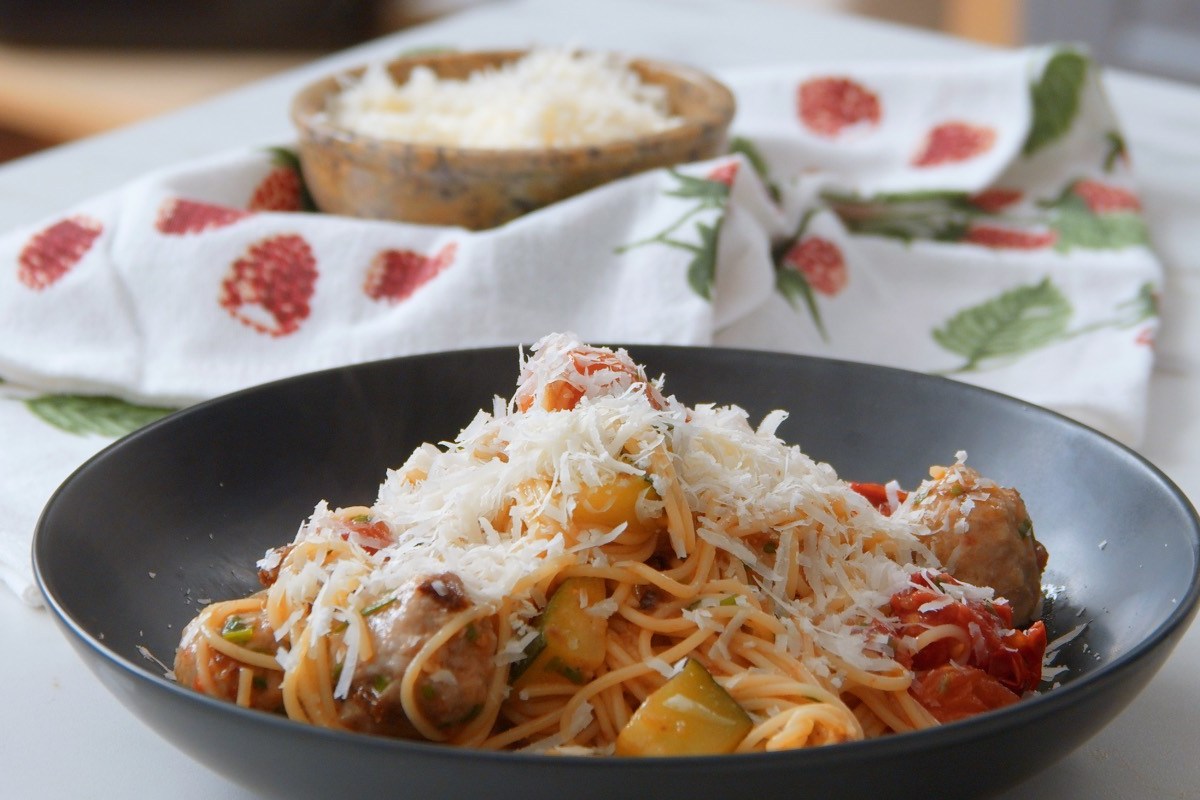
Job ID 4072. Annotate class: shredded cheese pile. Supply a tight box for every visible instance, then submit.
[261,333,982,698]
[329,48,682,148]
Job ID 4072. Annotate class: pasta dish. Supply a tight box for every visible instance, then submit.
[174,333,1049,754]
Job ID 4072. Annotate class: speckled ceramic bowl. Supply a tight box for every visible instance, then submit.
[290,50,737,230]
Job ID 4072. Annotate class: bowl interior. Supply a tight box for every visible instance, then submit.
[34,347,1200,799]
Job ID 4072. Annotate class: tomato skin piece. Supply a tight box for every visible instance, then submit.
[337,518,393,554]
[849,482,907,515]
[909,664,1021,723]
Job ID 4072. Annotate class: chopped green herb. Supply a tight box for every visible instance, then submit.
[465,622,479,643]
[950,483,965,497]
[420,683,439,700]
[373,674,391,693]
[362,596,397,616]
[762,540,778,555]
[221,616,253,645]
[549,657,586,685]
[351,513,371,523]
[1017,517,1033,538]
[719,595,740,607]
[252,675,268,690]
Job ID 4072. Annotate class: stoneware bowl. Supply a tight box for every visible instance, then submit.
[35,346,1200,800]
[290,50,737,229]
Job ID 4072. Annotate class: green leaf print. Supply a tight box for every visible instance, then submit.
[1023,51,1089,157]
[686,222,720,300]
[769,209,831,340]
[933,279,1156,374]
[824,190,975,243]
[1050,198,1149,252]
[1118,281,1158,325]
[664,169,731,203]
[775,268,826,339]
[933,278,1072,373]
[1103,131,1128,172]
[26,394,175,437]
[616,168,730,300]
[729,136,781,203]
[825,189,975,207]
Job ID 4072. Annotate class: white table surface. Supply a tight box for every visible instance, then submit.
[2,1,1198,797]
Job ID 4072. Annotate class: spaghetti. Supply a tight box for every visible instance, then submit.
[174,332,1049,754]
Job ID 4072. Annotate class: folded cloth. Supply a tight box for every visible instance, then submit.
[0,46,1161,604]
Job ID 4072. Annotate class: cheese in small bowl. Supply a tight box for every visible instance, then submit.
[329,48,683,149]
[291,48,735,229]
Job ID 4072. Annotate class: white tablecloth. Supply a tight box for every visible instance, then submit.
[1,1,1197,797]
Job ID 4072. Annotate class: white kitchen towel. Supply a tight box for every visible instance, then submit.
[0,46,1161,604]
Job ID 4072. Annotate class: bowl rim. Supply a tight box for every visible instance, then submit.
[32,345,1200,766]
[289,48,738,166]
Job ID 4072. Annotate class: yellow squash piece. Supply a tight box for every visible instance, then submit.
[615,659,752,756]
[512,577,608,689]
[572,473,664,539]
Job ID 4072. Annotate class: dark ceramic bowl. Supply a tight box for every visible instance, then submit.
[35,346,1200,800]
[290,50,736,229]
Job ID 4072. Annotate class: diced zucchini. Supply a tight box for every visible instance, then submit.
[571,474,664,538]
[221,615,254,645]
[615,659,752,756]
[511,577,608,689]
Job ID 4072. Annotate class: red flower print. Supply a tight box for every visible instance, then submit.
[963,224,1057,250]
[156,198,251,235]
[248,166,304,212]
[783,237,847,296]
[17,215,103,290]
[797,77,881,138]
[707,161,740,187]
[1072,179,1141,213]
[1135,327,1154,347]
[364,243,458,303]
[912,122,996,167]
[968,188,1023,214]
[219,234,318,336]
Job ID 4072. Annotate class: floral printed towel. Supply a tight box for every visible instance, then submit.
[0,46,1161,604]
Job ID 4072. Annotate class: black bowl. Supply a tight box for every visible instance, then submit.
[34,346,1200,800]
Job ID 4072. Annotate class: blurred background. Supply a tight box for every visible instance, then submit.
[0,0,1195,164]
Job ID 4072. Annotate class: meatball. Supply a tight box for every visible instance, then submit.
[174,605,284,712]
[903,462,1048,625]
[339,572,498,738]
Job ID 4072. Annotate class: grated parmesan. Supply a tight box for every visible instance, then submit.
[329,48,681,148]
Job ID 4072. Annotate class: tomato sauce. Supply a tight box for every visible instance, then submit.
[890,574,1047,723]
